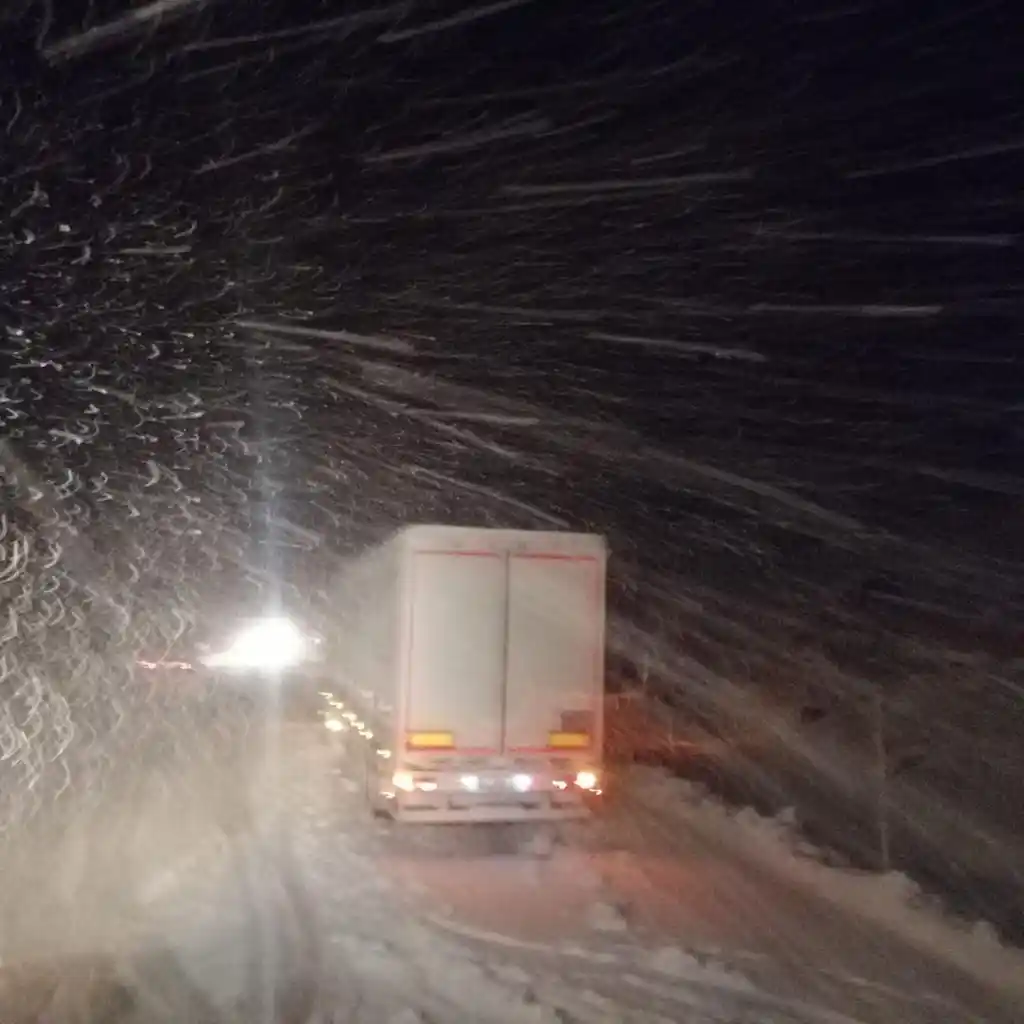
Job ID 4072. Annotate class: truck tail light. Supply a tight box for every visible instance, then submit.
[575,770,600,792]
[548,731,590,749]
[392,771,438,792]
[406,731,455,750]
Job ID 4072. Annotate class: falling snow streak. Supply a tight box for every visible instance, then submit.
[39,0,213,63]
[0,0,1022,981]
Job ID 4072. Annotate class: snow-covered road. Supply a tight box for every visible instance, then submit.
[102,721,1020,1023]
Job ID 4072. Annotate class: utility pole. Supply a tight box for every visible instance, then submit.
[872,691,890,873]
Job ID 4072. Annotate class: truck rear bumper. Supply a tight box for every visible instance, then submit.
[390,802,591,824]
[386,788,593,824]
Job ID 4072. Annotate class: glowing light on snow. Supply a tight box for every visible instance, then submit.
[202,616,307,671]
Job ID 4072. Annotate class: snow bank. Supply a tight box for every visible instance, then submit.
[587,900,630,933]
[643,945,756,994]
[635,768,1024,1000]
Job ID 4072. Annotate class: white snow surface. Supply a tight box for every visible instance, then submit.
[126,727,801,1023]
[6,723,1019,1022]
[632,768,1024,1001]
[92,725,1019,1023]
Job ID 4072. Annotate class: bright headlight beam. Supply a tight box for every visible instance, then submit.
[202,616,307,671]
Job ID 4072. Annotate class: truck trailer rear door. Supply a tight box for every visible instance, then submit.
[405,550,507,755]
[503,552,603,756]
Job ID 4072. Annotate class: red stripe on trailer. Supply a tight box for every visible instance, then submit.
[513,553,596,561]
[413,550,501,557]
[404,745,501,755]
[508,746,594,754]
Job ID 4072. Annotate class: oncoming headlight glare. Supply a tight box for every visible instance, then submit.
[202,616,308,671]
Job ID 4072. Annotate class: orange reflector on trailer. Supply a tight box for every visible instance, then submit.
[548,731,590,749]
[406,731,455,749]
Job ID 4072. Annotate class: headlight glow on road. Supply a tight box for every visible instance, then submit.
[202,616,308,671]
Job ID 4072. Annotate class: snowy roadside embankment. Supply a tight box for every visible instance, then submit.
[628,767,1024,1003]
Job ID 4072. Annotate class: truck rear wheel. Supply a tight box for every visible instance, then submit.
[364,775,392,819]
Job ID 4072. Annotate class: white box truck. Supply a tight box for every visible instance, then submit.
[321,525,607,823]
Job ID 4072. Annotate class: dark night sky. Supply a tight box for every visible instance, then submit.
[1,0,1022,891]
